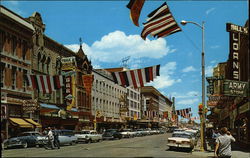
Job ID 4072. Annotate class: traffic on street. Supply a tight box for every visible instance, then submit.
[2,129,205,158]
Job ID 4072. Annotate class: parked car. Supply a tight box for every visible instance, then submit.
[3,131,46,149]
[102,129,122,140]
[75,130,102,143]
[56,129,78,145]
[117,129,134,138]
[167,131,195,151]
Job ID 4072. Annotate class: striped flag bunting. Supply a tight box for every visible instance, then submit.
[26,75,64,94]
[111,65,160,88]
[141,2,181,40]
[126,0,146,26]
[176,107,192,119]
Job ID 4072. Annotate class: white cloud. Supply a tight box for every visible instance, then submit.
[206,7,216,15]
[148,62,181,89]
[65,30,175,64]
[182,66,196,73]
[205,65,214,76]
[173,91,200,99]
[177,98,199,105]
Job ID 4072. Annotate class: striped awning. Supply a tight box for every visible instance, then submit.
[10,118,33,128]
[24,119,42,128]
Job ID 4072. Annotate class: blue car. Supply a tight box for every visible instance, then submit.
[3,131,46,149]
[56,129,78,145]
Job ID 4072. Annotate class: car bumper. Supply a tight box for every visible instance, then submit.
[167,143,192,149]
[77,138,89,142]
[3,142,23,149]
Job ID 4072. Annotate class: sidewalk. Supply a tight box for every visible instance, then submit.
[191,138,250,158]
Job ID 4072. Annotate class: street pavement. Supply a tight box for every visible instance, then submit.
[2,133,250,158]
[2,133,200,158]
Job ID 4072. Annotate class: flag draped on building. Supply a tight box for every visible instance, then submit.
[141,2,181,40]
[111,65,160,88]
[126,0,146,26]
[27,75,64,94]
[176,107,192,119]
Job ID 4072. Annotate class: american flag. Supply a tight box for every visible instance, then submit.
[141,2,181,40]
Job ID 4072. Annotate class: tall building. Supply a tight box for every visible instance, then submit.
[140,86,172,128]
[1,5,35,138]
[92,69,126,131]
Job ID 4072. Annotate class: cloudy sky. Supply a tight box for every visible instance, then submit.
[2,0,248,120]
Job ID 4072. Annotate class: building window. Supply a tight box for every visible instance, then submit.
[11,36,17,56]
[41,55,46,73]
[23,70,27,92]
[11,66,17,90]
[37,52,41,71]
[22,41,27,60]
[0,62,5,88]
[46,57,51,74]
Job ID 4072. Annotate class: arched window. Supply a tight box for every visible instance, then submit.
[46,57,51,74]
[41,55,46,73]
[37,52,41,70]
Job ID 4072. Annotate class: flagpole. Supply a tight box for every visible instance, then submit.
[180,20,206,152]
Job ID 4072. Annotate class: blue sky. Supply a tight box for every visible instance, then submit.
[2,1,248,119]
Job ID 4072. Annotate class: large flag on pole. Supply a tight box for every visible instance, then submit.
[111,65,160,88]
[141,2,181,40]
[127,0,146,26]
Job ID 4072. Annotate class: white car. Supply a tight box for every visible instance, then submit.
[167,131,195,151]
[75,130,102,143]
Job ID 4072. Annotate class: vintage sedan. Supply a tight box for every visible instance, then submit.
[56,130,78,145]
[75,130,102,143]
[167,131,195,151]
[102,129,122,140]
[3,131,46,149]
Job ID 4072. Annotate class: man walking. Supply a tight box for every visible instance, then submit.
[214,127,235,158]
[47,127,55,149]
[53,127,60,149]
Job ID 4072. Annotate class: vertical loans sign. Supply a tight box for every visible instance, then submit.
[226,23,248,80]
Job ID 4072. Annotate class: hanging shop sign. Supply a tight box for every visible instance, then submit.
[239,102,250,115]
[226,23,248,80]
[223,80,248,97]
[22,99,38,113]
[82,74,94,94]
[61,57,76,70]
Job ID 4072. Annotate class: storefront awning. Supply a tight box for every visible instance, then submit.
[40,103,60,109]
[24,119,42,128]
[10,118,33,128]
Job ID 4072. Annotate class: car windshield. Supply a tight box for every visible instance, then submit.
[172,133,191,139]
[81,131,90,134]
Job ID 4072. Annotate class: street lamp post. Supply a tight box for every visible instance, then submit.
[181,20,206,151]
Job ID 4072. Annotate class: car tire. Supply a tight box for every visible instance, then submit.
[22,142,28,148]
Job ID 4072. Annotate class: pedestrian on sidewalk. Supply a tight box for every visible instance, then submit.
[47,127,55,149]
[52,127,60,149]
[211,128,221,150]
[214,127,235,158]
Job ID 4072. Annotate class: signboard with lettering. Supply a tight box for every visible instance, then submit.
[223,80,248,97]
[23,100,38,113]
[226,23,248,80]
[61,57,76,70]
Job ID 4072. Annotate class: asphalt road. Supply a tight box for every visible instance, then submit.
[2,133,206,157]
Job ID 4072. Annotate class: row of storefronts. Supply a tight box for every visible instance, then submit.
[207,20,249,147]
[0,5,174,140]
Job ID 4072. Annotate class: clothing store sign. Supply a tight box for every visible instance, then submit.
[223,80,248,97]
[226,23,248,80]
